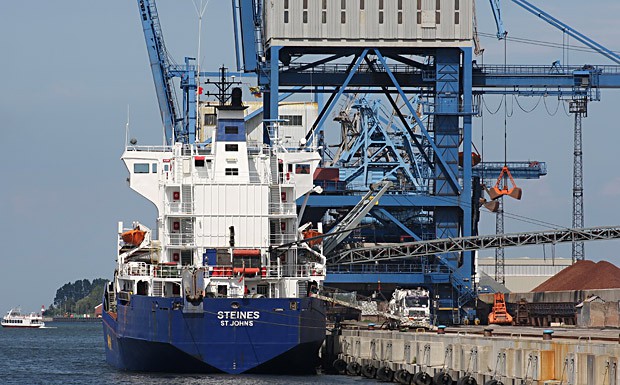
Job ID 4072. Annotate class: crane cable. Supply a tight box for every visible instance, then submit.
[503,37,508,168]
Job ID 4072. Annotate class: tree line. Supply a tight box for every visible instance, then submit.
[44,278,109,316]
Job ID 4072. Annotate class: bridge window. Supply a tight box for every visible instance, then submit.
[295,164,310,174]
[134,163,149,174]
[203,113,216,126]
[225,168,239,176]
[225,144,239,152]
[225,126,238,135]
[151,163,157,173]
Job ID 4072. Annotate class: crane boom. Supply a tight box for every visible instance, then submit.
[488,0,507,39]
[137,0,180,144]
[490,1,620,64]
[511,0,620,65]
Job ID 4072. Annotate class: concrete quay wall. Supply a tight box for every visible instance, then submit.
[334,329,619,384]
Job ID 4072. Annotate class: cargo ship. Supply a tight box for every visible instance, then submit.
[102,87,327,374]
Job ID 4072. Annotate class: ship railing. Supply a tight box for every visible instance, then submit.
[153,264,182,278]
[166,232,195,246]
[125,145,173,153]
[267,264,323,279]
[246,140,270,155]
[269,234,298,245]
[268,202,296,215]
[123,262,150,277]
[166,202,194,214]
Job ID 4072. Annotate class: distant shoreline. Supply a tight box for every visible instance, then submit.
[50,317,101,322]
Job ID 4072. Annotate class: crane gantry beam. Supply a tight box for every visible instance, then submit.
[328,226,620,266]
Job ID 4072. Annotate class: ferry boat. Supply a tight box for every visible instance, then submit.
[2,308,45,328]
[102,88,327,374]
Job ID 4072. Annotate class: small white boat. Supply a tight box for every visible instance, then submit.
[1,308,45,328]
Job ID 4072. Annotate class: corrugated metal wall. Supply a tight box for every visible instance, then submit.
[265,0,472,47]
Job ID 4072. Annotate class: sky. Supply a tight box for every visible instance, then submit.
[1,1,620,313]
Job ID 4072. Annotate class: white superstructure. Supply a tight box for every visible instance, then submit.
[112,91,326,305]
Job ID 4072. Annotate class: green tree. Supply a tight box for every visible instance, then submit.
[49,278,109,316]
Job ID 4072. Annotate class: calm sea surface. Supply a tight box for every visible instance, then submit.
[0,322,369,385]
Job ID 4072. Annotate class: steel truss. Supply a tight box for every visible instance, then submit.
[329,226,620,265]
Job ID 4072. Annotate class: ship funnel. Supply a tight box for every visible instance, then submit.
[231,88,243,108]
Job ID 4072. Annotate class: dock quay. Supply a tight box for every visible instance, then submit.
[51,317,100,322]
[323,325,619,385]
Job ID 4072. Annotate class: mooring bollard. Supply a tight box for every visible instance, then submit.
[437,325,446,335]
[484,328,494,337]
[543,329,554,340]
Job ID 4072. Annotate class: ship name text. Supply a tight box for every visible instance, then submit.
[217,311,261,327]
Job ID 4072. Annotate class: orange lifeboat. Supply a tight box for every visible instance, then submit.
[121,228,146,246]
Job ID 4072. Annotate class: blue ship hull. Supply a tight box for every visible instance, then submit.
[103,295,326,374]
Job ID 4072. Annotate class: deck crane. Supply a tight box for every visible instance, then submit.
[489,0,620,263]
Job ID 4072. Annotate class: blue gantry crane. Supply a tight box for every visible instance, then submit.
[228,0,620,324]
[137,0,620,325]
[138,0,199,144]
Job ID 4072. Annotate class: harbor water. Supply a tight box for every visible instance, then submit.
[0,322,363,385]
